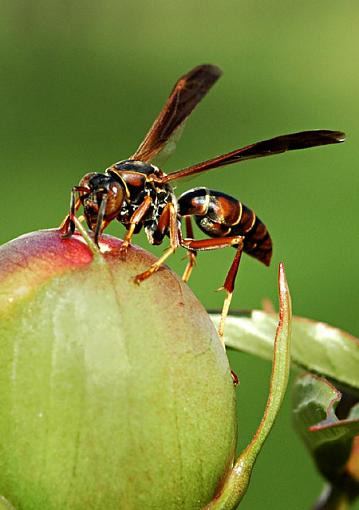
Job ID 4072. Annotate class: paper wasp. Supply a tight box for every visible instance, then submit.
[61,64,345,342]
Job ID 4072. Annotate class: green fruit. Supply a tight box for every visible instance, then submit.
[0,230,236,510]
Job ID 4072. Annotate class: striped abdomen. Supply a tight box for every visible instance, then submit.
[178,187,272,266]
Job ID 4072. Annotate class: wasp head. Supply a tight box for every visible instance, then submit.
[78,172,126,233]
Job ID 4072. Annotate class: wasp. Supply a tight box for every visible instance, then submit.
[61,64,344,341]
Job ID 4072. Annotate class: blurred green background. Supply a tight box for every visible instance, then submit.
[0,1,358,508]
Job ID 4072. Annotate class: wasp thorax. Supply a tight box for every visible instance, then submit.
[114,159,159,176]
[79,172,126,232]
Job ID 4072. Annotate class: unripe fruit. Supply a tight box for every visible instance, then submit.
[0,230,237,510]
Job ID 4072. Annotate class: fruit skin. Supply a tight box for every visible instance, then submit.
[0,230,237,510]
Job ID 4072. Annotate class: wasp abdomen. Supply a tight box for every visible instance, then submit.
[178,187,272,266]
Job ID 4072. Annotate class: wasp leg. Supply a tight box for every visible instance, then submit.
[93,192,109,245]
[180,235,244,252]
[180,235,244,384]
[149,201,180,248]
[61,186,89,238]
[168,202,180,250]
[230,370,239,385]
[180,236,244,344]
[135,245,176,284]
[120,196,153,258]
[218,246,243,341]
[182,217,197,283]
[135,203,179,283]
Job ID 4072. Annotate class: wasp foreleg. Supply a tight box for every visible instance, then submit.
[60,186,89,238]
[94,192,109,245]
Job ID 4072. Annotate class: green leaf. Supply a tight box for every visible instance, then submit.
[203,263,292,509]
[210,312,359,390]
[293,374,359,452]
[292,374,359,509]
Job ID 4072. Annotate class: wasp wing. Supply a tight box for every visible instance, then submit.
[162,130,345,183]
[131,64,222,163]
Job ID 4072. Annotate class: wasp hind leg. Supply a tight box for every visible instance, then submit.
[217,245,243,340]
[180,235,244,385]
[219,245,243,384]
[180,236,244,342]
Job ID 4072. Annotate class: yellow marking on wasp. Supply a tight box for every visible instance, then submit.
[243,210,257,233]
[231,200,243,226]
[108,167,131,199]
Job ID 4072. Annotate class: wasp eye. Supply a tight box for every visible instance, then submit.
[79,172,98,188]
[104,182,126,220]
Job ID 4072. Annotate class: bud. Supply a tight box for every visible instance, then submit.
[0,230,237,509]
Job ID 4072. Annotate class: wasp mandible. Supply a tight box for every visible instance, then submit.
[61,64,345,339]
